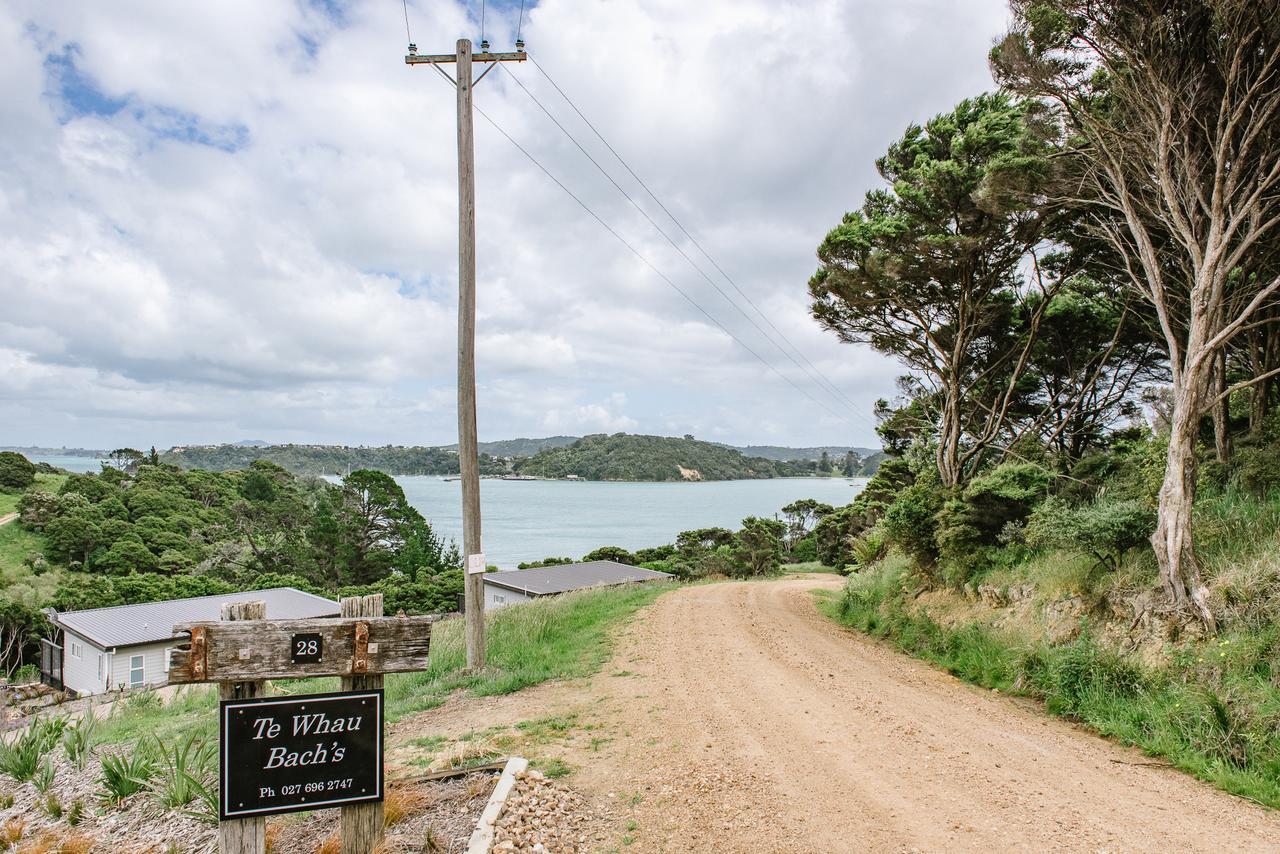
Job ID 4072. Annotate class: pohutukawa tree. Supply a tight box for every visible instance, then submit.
[808,93,1057,488]
[993,0,1280,629]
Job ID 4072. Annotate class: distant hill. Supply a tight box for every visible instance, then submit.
[233,439,271,447]
[159,444,510,477]
[449,436,580,457]
[1,446,108,458]
[512,433,818,481]
[734,444,879,462]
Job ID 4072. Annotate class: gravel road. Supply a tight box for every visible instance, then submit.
[571,576,1280,852]
[394,576,1280,852]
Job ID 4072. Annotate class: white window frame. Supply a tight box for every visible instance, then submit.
[493,594,505,604]
[164,648,173,673]
[70,641,82,659]
[129,654,144,688]
[97,654,103,681]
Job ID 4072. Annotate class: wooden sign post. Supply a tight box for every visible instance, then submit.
[217,600,268,854]
[170,595,438,854]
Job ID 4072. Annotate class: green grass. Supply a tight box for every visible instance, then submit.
[782,561,840,575]
[820,559,1280,809]
[93,582,675,746]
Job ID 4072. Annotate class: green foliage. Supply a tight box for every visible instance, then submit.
[730,517,784,578]
[514,433,810,481]
[1026,496,1155,571]
[1231,442,1280,496]
[0,453,36,491]
[98,746,155,807]
[517,557,574,569]
[66,798,84,826]
[62,709,98,769]
[882,480,944,568]
[0,717,63,783]
[148,731,216,809]
[581,546,636,565]
[31,759,55,795]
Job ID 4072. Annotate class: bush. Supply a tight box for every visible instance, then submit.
[961,463,1052,536]
[882,480,944,568]
[1232,442,1280,496]
[1026,496,1155,570]
[62,709,98,769]
[98,746,154,807]
[0,452,36,491]
[149,732,216,809]
[0,718,63,783]
[581,546,636,565]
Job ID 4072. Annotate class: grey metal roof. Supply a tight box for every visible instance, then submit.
[482,561,672,596]
[47,587,340,650]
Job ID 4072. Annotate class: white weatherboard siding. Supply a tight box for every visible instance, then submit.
[107,641,172,692]
[60,629,107,695]
[484,582,531,610]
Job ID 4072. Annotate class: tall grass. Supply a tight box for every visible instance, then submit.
[822,559,1280,808]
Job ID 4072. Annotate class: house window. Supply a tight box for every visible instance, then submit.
[164,648,173,673]
[493,594,505,604]
[70,641,82,659]
[97,655,103,680]
[129,655,144,688]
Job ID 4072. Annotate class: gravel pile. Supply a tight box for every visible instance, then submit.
[492,770,595,853]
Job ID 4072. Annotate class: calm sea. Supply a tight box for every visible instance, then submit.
[397,477,867,568]
[28,455,865,568]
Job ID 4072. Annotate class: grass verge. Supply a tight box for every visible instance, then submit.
[819,558,1280,809]
[94,582,676,746]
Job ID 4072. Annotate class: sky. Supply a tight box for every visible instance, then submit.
[0,0,1010,450]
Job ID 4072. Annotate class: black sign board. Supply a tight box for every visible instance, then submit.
[219,689,383,820]
[290,632,323,663]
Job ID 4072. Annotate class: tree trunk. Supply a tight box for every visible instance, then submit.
[1212,349,1232,464]
[936,384,962,488]
[1151,367,1216,632]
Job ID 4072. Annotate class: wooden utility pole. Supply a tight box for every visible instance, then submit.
[406,38,526,670]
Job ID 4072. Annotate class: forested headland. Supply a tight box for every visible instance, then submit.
[160,434,880,481]
[0,454,461,679]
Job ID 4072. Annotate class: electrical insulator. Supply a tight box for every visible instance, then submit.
[480,39,490,51]
[516,39,525,52]
[407,43,417,55]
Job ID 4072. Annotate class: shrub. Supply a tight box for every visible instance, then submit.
[730,517,784,577]
[1232,442,1280,496]
[149,732,216,809]
[32,759,55,795]
[66,799,84,826]
[581,546,636,565]
[98,747,154,807]
[0,717,63,783]
[1026,496,1155,570]
[882,481,944,569]
[961,463,1052,536]
[0,452,36,491]
[62,709,98,769]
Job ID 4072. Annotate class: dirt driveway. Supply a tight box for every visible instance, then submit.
[395,576,1280,852]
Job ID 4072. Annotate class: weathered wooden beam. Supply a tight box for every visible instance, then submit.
[168,615,439,684]
[405,51,527,64]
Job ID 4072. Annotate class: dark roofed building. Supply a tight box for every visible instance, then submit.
[41,588,339,696]
[483,560,671,610]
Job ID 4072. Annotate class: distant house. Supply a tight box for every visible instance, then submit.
[483,560,671,610]
[41,588,339,696]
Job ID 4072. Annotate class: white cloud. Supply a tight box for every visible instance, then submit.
[0,0,1009,449]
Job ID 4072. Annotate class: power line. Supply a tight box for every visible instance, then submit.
[401,0,412,44]
[524,53,865,416]
[500,62,870,428]
[471,101,863,429]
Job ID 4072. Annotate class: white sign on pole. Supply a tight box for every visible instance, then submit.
[467,553,487,575]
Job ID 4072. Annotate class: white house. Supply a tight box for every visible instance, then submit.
[483,560,672,610]
[41,587,339,696]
